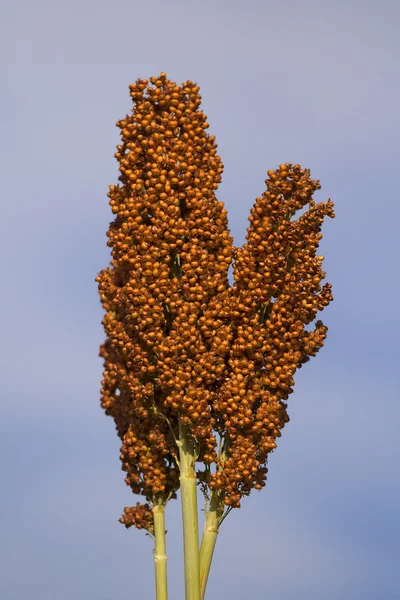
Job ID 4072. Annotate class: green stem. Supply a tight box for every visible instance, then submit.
[199,491,224,599]
[179,421,201,600]
[153,502,168,600]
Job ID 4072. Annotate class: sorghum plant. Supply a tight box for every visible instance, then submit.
[96,72,335,600]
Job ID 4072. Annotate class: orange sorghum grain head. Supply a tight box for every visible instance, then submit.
[97,77,334,523]
[204,164,334,505]
[97,74,235,527]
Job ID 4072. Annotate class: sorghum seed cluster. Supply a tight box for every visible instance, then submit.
[203,164,334,506]
[97,73,335,529]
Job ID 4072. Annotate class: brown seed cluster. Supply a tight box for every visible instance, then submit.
[97,74,335,526]
[97,73,234,525]
[120,502,155,534]
[204,163,335,506]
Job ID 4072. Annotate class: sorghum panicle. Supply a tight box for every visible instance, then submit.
[206,164,335,506]
[96,73,234,529]
[97,73,335,528]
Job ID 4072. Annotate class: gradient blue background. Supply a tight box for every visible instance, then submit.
[2,1,399,598]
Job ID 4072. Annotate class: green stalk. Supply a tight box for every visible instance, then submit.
[179,421,201,600]
[199,491,224,599]
[153,502,168,600]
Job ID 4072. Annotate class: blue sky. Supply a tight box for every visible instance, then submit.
[2,0,399,598]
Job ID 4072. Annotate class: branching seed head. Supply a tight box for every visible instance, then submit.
[97,74,335,526]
